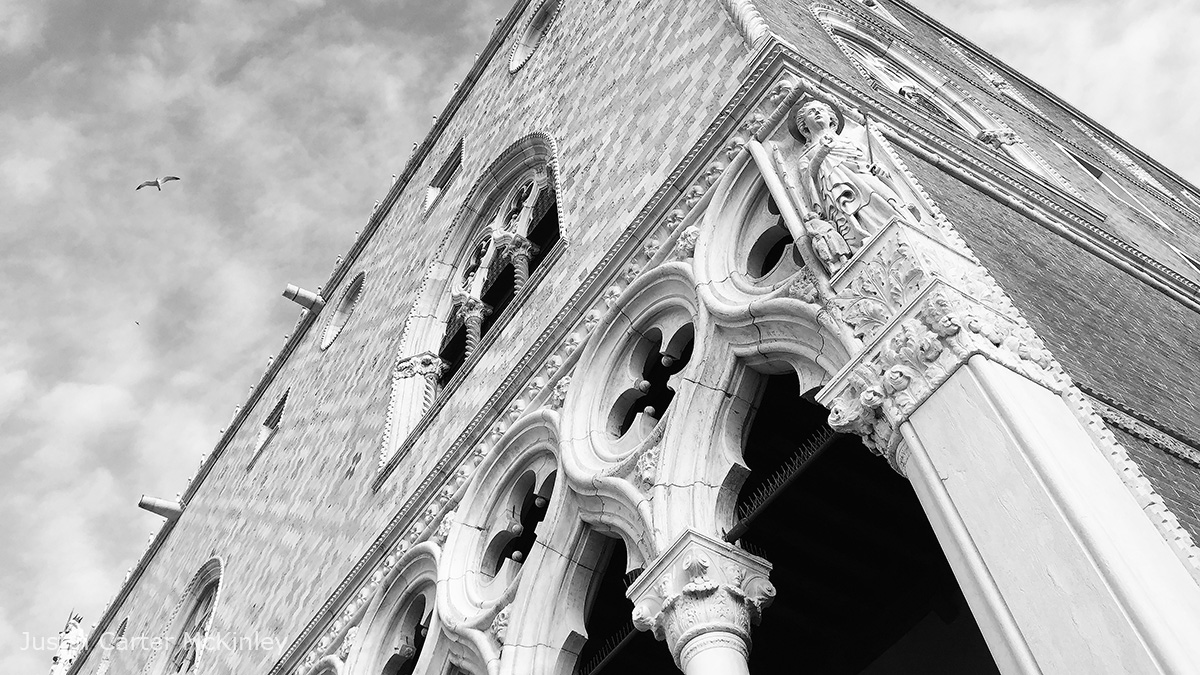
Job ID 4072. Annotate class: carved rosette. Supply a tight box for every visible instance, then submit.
[628,530,775,669]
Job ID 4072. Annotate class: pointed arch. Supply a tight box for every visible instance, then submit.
[380,133,565,471]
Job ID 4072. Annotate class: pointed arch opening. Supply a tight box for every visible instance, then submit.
[730,371,1002,673]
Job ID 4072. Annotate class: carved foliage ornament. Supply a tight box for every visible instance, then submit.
[628,531,775,667]
[822,283,1066,463]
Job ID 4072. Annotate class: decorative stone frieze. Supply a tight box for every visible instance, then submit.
[628,530,775,670]
[820,278,1067,463]
[830,219,1015,342]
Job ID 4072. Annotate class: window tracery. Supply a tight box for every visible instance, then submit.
[379,134,563,472]
[438,166,559,388]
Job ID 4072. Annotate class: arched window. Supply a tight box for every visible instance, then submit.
[438,165,560,388]
[816,8,1069,188]
[165,578,219,674]
[379,135,563,471]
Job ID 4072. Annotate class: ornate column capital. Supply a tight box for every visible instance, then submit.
[451,293,491,320]
[818,219,1069,467]
[627,530,775,670]
[395,351,446,381]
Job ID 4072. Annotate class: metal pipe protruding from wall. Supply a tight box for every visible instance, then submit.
[282,284,325,311]
[138,496,183,521]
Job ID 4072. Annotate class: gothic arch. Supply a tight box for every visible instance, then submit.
[381,133,564,469]
[436,410,565,675]
[345,544,439,675]
[141,557,223,675]
[559,263,701,556]
[813,5,1069,187]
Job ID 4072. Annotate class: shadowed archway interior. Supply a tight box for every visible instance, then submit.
[736,373,1001,674]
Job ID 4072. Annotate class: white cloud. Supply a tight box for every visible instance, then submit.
[0,0,45,53]
[3,2,1196,674]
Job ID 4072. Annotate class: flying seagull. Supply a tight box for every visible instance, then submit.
[136,176,181,191]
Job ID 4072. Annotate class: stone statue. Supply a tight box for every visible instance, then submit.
[803,212,852,274]
[792,99,914,250]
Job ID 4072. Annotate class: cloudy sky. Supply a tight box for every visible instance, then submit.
[1,0,1197,672]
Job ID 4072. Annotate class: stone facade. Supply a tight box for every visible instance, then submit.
[62,1,1200,675]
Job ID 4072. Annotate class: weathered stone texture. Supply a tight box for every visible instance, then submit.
[79,1,748,673]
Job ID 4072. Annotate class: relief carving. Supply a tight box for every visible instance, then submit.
[820,284,1068,467]
[628,530,774,668]
[791,99,918,258]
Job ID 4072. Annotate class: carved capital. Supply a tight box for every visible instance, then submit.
[977,128,1020,149]
[395,351,446,381]
[627,530,775,668]
[820,281,1069,467]
[452,293,491,321]
[675,225,700,260]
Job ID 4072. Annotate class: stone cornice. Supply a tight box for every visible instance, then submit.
[1082,386,1200,469]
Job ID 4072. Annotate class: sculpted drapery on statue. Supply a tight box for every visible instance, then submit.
[790,99,917,265]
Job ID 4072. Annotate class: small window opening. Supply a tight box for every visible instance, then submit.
[526,192,560,275]
[1061,145,1171,230]
[748,221,801,279]
[167,580,219,674]
[381,597,428,675]
[248,391,288,469]
[425,139,463,212]
[493,474,554,574]
[610,327,695,438]
[480,263,517,337]
[437,321,468,389]
[321,272,366,350]
[509,0,563,72]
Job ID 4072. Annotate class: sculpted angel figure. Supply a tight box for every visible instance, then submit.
[792,99,915,250]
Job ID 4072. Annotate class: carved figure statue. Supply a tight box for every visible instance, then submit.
[792,100,914,250]
[803,212,852,274]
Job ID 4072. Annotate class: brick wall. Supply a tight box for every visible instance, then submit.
[79,1,749,673]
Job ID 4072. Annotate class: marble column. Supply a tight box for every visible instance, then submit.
[627,530,775,674]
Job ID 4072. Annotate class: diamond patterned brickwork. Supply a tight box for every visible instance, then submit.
[898,146,1200,443]
[894,146,1200,542]
[80,1,748,674]
[1113,428,1200,546]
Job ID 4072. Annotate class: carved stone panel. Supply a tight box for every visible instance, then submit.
[830,219,1015,342]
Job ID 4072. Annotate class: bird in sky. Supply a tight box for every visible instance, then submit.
[136,176,181,191]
